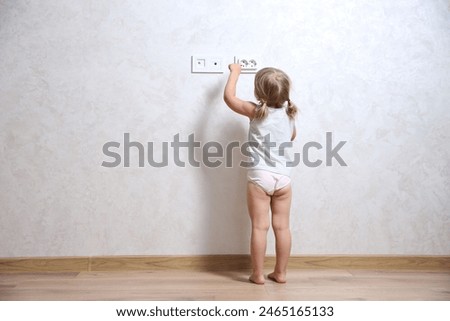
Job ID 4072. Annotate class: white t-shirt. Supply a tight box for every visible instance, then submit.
[246,104,295,176]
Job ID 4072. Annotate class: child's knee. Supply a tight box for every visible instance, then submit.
[252,222,270,232]
[272,221,289,233]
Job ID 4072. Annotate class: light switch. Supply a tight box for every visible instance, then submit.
[191,56,223,73]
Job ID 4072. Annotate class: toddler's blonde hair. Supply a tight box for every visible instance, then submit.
[253,67,297,120]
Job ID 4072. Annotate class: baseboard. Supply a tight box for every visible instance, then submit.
[0,255,449,272]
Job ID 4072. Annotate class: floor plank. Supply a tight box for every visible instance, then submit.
[0,269,449,301]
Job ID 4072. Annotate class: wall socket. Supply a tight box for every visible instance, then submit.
[191,56,223,73]
[234,56,260,73]
[191,55,260,74]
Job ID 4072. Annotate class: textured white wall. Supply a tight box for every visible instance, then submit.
[1,0,449,257]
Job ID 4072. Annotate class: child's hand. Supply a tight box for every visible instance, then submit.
[228,63,241,74]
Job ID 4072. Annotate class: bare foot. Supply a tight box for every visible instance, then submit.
[268,272,286,283]
[249,274,265,285]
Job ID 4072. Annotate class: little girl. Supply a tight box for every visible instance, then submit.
[224,64,297,284]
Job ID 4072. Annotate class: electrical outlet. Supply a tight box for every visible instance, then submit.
[191,56,223,73]
[234,56,260,73]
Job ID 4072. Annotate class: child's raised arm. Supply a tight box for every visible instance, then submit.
[223,64,256,119]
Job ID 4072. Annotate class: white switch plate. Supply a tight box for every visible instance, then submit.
[234,56,260,73]
[191,56,223,73]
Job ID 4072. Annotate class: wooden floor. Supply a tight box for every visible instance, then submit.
[1,269,449,300]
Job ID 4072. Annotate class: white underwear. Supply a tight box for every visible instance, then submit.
[247,169,291,195]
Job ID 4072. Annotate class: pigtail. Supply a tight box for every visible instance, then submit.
[286,99,298,119]
[254,100,269,120]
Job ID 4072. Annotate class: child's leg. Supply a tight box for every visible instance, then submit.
[268,185,292,283]
[247,182,271,284]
